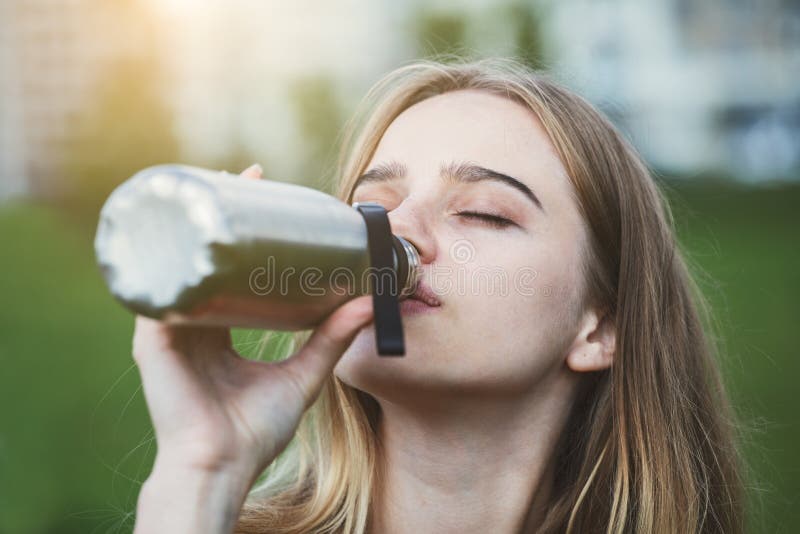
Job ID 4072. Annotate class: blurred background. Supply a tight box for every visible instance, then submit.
[0,0,797,532]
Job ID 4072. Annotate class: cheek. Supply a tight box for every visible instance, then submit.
[449,283,559,374]
[441,242,582,378]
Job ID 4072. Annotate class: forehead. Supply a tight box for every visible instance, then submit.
[369,89,567,188]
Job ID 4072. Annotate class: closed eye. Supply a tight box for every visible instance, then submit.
[456,211,516,229]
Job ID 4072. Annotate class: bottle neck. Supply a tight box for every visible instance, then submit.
[392,235,420,299]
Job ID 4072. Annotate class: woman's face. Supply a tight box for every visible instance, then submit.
[334,89,590,401]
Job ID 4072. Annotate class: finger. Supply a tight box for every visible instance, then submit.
[282,295,374,402]
[132,315,232,373]
[239,163,263,180]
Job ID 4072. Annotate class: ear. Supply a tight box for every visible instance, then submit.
[565,307,616,373]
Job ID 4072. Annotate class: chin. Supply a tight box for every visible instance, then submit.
[334,324,449,401]
[339,316,445,364]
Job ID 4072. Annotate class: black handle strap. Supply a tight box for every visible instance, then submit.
[354,202,405,356]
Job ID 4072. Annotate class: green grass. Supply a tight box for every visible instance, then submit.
[0,202,151,533]
[0,182,797,532]
[663,180,800,533]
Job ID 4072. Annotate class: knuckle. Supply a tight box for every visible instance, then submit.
[131,316,171,365]
[317,324,346,352]
[131,320,148,364]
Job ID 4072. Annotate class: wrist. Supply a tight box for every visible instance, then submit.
[135,458,254,534]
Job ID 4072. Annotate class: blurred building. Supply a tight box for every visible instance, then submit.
[153,0,800,183]
[151,0,412,183]
[544,0,800,180]
[1,0,105,199]
[0,0,156,201]
[0,1,27,199]
[2,0,799,202]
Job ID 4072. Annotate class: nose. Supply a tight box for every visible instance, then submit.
[386,198,437,265]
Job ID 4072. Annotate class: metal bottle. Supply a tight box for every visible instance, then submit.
[94,164,420,331]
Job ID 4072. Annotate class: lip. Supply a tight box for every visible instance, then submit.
[400,297,440,315]
[411,280,441,305]
[400,280,442,315]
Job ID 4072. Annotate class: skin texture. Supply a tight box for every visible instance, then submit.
[334,90,617,533]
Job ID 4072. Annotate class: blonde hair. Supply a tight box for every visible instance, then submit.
[235,57,745,533]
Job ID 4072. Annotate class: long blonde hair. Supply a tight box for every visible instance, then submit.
[235,57,745,533]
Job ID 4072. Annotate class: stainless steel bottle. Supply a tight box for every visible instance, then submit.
[94,164,420,331]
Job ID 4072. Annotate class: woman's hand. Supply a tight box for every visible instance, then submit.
[132,164,374,533]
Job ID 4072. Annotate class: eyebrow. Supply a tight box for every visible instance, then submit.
[352,160,545,212]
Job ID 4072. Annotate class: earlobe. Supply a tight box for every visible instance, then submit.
[565,309,616,373]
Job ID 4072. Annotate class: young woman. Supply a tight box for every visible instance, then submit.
[131,58,745,533]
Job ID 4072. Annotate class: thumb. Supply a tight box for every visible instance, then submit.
[281,295,374,404]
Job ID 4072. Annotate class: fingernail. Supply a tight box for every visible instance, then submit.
[244,163,263,175]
